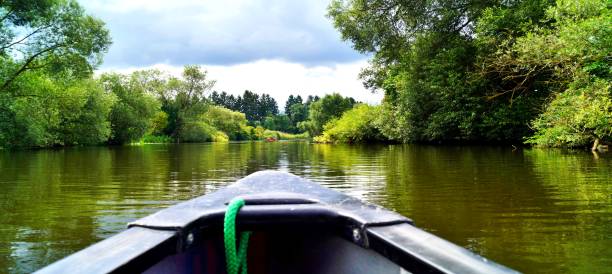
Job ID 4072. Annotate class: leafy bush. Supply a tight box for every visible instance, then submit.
[149,111,169,135]
[263,115,293,132]
[101,73,160,144]
[0,74,116,148]
[526,77,611,147]
[315,104,385,143]
[179,121,216,142]
[211,131,230,142]
[277,131,309,140]
[263,130,280,140]
[201,105,251,140]
[249,126,266,140]
[60,81,116,146]
[304,93,356,136]
[141,134,172,143]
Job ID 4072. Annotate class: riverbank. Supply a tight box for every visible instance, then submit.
[137,130,309,145]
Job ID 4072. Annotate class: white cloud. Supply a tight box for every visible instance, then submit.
[79,0,362,67]
[82,0,381,107]
[98,59,382,108]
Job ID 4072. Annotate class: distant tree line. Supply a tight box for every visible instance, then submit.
[100,66,311,144]
[210,90,278,125]
[210,91,348,134]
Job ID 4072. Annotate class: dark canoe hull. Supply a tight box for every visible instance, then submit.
[36,171,519,274]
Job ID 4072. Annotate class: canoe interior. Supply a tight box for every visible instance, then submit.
[35,171,517,274]
[144,227,408,274]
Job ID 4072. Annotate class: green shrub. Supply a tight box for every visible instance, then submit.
[526,77,611,148]
[179,121,216,142]
[101,73,161,144]
[140,134,172,143]
[202,105,250,140]
[250,126,266,140]
[315,104,385,143]
[212,131,229,142]
[149,111,169,135]
[278,131,309,140]
[304,93,356,136]
[55,80,116,146]
[0,74,116,148]
[263,115,293,132]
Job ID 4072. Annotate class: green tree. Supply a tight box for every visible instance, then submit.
[232,90,279,125]
[287,103,308,133]
[148,111,168,136]
[305,95,320,105]
[56,79,116,145]
[284,95,303,114]
[283,94,308,133]
[157,65,216,142]
[527,77,611,148]
[0,0,111,91]
[327,0,586,145]
[100,73,160,144]
[238,90,260,123]
[479,0,609,99]
[328,0,495,87]
[263,114,292,132]
[301,93,356,136]
[202,105,250,140]
[259,93,279,119]
[0,72,115,148]
[509,0,612,148]
[0,72,60,147]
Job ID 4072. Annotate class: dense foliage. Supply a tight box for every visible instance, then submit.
[210,90,278,125]
[0,60,307,148]
[132,67,306,143]
[315,104,384,143]
[2,0,607,149]
[328,0,611,148]
[0,0,113,148]
[280,94,321,133]
[0,72,116,147]
[491,0,612,147]
[0,0,111,91]
[100,73,160,144]
[201,105,251,141]
[210,92,316,134]
[154,65,216,142]
[298,93,356,136]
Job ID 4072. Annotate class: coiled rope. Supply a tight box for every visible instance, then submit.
[224,198,251,274]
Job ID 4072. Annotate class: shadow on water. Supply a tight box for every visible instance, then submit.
[0,142,610,273]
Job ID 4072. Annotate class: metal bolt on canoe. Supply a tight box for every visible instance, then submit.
[35,171,520,274]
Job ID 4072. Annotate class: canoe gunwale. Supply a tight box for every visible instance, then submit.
[367,224,519,274]
[127,170,414,252]
[129,203,414,250]
[34,227,177,274]
[35,171,519,274]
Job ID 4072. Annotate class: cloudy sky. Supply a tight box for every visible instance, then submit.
[79,0,382,107]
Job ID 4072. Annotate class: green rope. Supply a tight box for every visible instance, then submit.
[224,198,251,274]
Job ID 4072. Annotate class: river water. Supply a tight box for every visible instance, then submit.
[0,142,610,273]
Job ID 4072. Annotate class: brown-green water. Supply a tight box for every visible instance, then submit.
[0,142,610,273]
